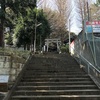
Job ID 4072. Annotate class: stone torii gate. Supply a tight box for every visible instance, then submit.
[45,38,61,52]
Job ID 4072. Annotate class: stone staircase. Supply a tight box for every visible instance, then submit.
[6,53,100,100]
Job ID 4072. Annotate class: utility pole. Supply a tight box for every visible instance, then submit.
[34,7,37,53]
[34,22,42,53]
[34,21,37,53]
[69,19,71,53]
[33,7,42,53]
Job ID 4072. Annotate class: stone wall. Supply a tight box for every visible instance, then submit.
[0,54,26,88]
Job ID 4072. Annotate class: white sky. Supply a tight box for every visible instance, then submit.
[72,0,96,34]
[38,0,96,35]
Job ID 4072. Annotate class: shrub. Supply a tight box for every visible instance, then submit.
[60,44,69,53]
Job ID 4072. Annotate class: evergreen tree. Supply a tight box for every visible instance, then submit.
[97,0,100,5]
[0,0,37,47]
[13,8,51,50]
[0,0,5,47]
[0,0,51,50]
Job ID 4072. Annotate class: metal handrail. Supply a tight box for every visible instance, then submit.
[80,53,100,73]
[70,46,100,74]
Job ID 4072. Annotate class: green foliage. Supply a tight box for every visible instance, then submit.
[6,0,36,14]
[36,9,51,48]
[0,48,30,60]
[13,12,31,47]
[0,0,51,50]
[95,0,100,6]
[0,0,38,47]
[5,33,13,45]
[13,8,51,49]
[97,0,100,5]
[60,44,69,53]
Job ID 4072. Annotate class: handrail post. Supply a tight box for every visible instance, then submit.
[88,64,90,75]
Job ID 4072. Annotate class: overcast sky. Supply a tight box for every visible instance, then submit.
[38,0,96,34]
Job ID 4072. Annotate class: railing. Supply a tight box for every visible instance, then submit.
[70,45,100,88]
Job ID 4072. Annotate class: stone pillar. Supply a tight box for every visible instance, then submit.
[47,40,49,52]
[57,40,59,51]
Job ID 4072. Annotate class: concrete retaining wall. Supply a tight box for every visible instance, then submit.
[0,54,26,88]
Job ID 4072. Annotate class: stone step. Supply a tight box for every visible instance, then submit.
[19,81,95,86]
[26,69,83,72]
[25,70,85,72]
[26,67,81,70]
[22,75,89,79]
[21,77,91,81]
[23,71,86,75]
[13,89,100,95]
[21,77,92,82]
[27,65,80,68]
[7,54,100,100]
[16,85,98,90]
[11,95,100,100]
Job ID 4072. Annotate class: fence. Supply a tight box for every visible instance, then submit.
[70,31,100,88]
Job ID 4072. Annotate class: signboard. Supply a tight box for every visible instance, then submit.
[86,21,100,34]
[0,75,9,83]
[70,41,74,55]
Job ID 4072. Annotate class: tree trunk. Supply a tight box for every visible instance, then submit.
[0,0,5,47]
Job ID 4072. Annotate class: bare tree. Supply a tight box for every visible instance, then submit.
[43,8,65,38]
[90,3,100,20]
[75,0,88,29]
[38,0,73,42]
[55,1,71,20]
[75,0,100,31]
[54,0,72,29]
